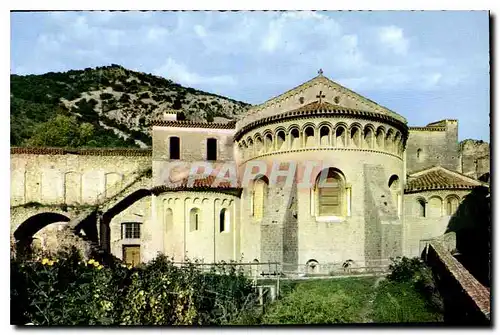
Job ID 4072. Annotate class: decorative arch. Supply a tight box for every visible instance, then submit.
[164,207,173,232]
[363,125,375,149]
[314,168,347,217]
[247,137,254,158]
[376,126,385,149]
[319,124,331,146]
[264,132,273,153]
[385,129,395,152]
[393,132,402,155]
[428,196,443,218]
[304,125,315,148]
[306,259,319,274]
[252,176,269,221]
[335,125,347,147]
[445,195,460,216]
[417,197,427,217]
[189,207,201,232]
[289,126,301,149]
[254,134,264,155]
[276,129,286,151]
[349,124,362,148]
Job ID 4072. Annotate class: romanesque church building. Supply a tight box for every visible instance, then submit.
[10,71,488,272]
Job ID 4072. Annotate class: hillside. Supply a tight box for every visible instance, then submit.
[10,64,251,148]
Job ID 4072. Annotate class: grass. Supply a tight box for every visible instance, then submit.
[239,276,444,325]
[371,280,444,323]
[261,277,376,324]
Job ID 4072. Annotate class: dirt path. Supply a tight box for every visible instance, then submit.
[359,276,385,323]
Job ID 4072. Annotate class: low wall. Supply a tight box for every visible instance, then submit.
[424,239,490,324]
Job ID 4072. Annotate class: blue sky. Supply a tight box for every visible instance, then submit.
[10,11,490,141]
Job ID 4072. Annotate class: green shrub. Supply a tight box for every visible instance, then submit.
[11,250,256,325]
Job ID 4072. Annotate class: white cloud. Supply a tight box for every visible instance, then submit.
[154,58,237,87]
[378,25,409,55]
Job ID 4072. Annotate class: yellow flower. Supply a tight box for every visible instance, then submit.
[93,261,100,267]
[41,258,49,265]
[127,265,132,270]
[97,265,103,270]
[47,260,54,266]
[88,259,95,265]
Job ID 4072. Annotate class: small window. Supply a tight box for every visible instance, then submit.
[306,259,319,274]
[219,208,229,233]
[190,208,200,231]
[169,137,180,160]
[207,138,217,161]
[122,222,141,239]
[416,148,422,161]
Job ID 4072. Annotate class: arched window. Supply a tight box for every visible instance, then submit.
[364,127,374,149]
[276,130,286,151]
[417,199,426,217]
[304,126,315,147]
[316,168,345,217]
[388,175,401,216]
[265,133,273,153]
[417,148,423,161]
[446,196,460,216]
[350,127,361,148]
[247,138,254,158]
[165,208,173,232]
[385,131,393,152]
[376,128,385,149]
[252,176,268,221]
[320,126,330,146]
[335,127,346,147]
[428,197,443,218]
[290,128,300,149]
[207,138,217,161]
[219,208,230,232]
[189,208,200,232]
[169,136,180,160]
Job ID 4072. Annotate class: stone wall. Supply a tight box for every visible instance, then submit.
[425,240,490,324]
[460,139,490,179]
[403,189,471,257]
[406,120,461,173]
[10,149,151,207]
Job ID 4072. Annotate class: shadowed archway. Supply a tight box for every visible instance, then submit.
[14,212,70,256]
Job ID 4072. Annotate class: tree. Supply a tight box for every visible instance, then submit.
[24,115,95,148]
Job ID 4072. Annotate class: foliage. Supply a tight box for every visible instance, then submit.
[386,257,444,316]
[11,250,257,326]
[261,278,375,324]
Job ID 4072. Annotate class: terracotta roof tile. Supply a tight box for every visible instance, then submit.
[405,166,484,193]
[151,120,236,129]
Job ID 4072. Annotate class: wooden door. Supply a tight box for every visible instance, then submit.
[123,245,141,266]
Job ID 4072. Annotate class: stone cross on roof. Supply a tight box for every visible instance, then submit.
[316,90,326,103]
[318,68,324,76]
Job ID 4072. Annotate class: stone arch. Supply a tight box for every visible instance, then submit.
[276,129,286,151]
[252,175,269,221]
[334,124,347,147]
[385,129,395,152]
[428,196,443,218]
[14,212,71,255]
[105,172,123,198]
[246,137,254,158]
[376,126,385,149]
[319,124,332,146]
[445,194,460,216]
[219,208,230,233]
[306,259,319,274]
[289,126,301,149]
[416,197,427,217]
[254,134,264,155]
[264,132,273,153]
[388,175,401,216]
[349,124,362,148]
[314,167,347,217]
[64,171,82,205]
[363,124,375,149]
[393,132,402,155]
[189,207,201,232]
[304,125,315,147]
